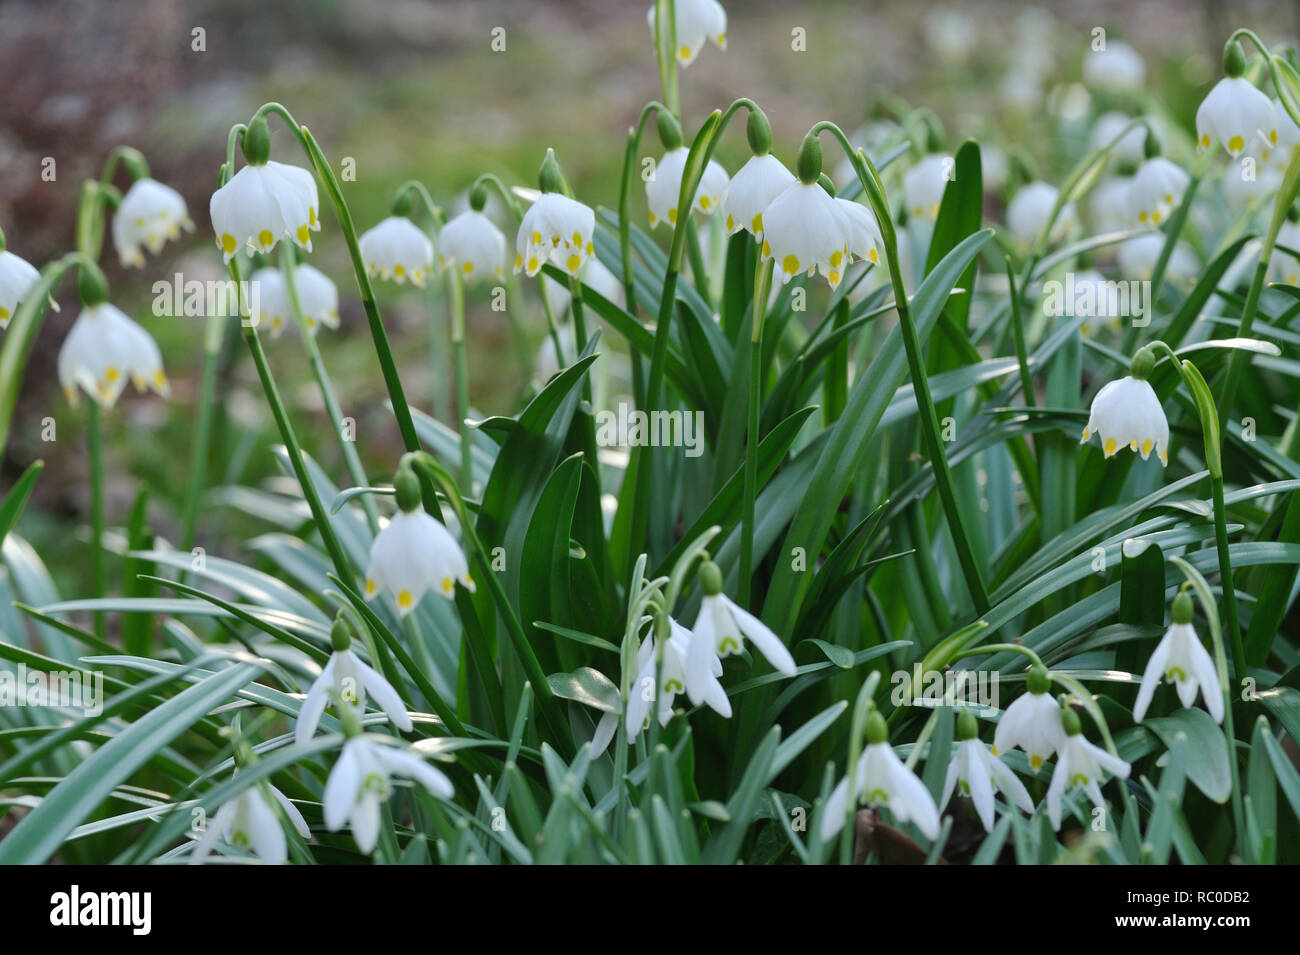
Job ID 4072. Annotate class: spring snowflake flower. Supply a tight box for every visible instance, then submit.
[1129,157,1190,226]
[1196,77,1276,159]
[626,618,730,741]
[684,561,796,709]
[1133,593,1223,724]
[248,264,339,337]
[646,147,728,228]
[210,161,320,263]
[0,248,41,330]
[1006,181,1075,244]
[761,181,850,287]
[1081,371,1169,465]
[722,153,796,237]
[58,303,167,407]
[190,781,309,865]
[438,209,505,282]
[992,666,1065,770]
[359,216,434,287]
[940,712,1035,832]
[1088,112,1146,168]
[296,619,413,746]
[835,197,883,266]
[324,734,454,854]
[365,468,474,616]
[515,192,595,278]
[820,711,941,842]
[112,178,193,267]
[1045,708,1131,831]
[902,153,953,222]
[1082,39,1145,92]
[647,0,726,67]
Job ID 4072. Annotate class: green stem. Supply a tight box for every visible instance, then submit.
[1216,259,1270,426]
[653,0,680,117]
[449,270,475,494]
[180,316,224,551]
[739,258,773,608]
[87,401,106,642]
[1210,473,1246,678]
[1006,258,1035,408]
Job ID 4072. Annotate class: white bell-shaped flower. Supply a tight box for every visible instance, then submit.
[359,216,434,287]
[1081,373,1169,464]
[189,780,309,865]
[1196,76,1276,159]
[902,153,953,222]
[438,209,506,282]
[992,671,1065,770]
[1129,157,1190,226]
[515,192,596,278]
[210,160,320,262]
[1006,181,1075,244]
[647,0,726,67]
[820,714,941,842]
[0,248,41,330]
[626,618,729,741]
[1045,714,1131,831]
[1088,112,1146,168]
[248,264,339,338]
[1133,594,1223,724]
[113,178,193,267]
[58,303,168,407]
[296,622,414,746]
[940,715,1035,832]
[1082,39,1145,92]
[323,734,454,854]
[835,197,884,266]
[722,153,796,237]
[646,148,728,228]
[760,181,851,287]
[1088,176,1134,234]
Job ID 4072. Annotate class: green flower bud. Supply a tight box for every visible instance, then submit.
[657,111,684,151]
[538,148,566,195]
[796,133,823,185]
[1172,590,1194,625]
[1129,345,1157,381]
[393,465,422,513]
[864,708,889,745]
[469,182,489,212]
[76,262,109,307]
[1060,704,1082,737]
[746,106,773,156]
[120,147,151,182]
[1026,663,1051,695]
[330,615,353,652]
[243,116,272,166]
[390,190,414,218]
[699,560,724,596]
[1223,40,1247,78]
[817,172,837,197]
[957,709,979,741]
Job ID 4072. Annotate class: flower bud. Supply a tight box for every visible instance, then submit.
[1026,663,1051,695]
[796,133,823,185]
[538,148,566,195]
[957,709,979,741]
[1060,704,1083,737]
[119,147,151,182]
[699,559,724,596]
[1129,345,1157,381]
[330,615,353,652]
[243,116,272,166]
[1172,590,1194,625]
[656,111,684,151]
[746,106,773,156]
[469,182,489,212]
[864,708,889,745]
[1223,40,1246,79]
[393,465,422,513]
[390,190,414,218]
[76,262,109,307]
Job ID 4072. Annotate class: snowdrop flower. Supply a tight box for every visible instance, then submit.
[1196,47,1276,159]
[1088,176,1134,233]
[190,779,309,866]
[761,181,850,288]
[1082,39,1145,92]
[296,619,413,746]
[647,0,726,67]
[1088,112,1146,168]
[1081,360,1169,465]
[646,147,728,228]
[210,120,319,263]
[722,152,796,238]
[626,617,729,741]
[359,216,434,287]
[0,245,41,330]
[941,711,1035,831]
[58,301,167,407]
[113,177,193,267]
[1006,181,1076,245]
[248,264,339,337]
[820,710,941,841]
[1046,707,1131,831]
[438,207,506,282]
[684,562,796,709]
[1133,592,1223,724]
[992,666,1065,770]
[515,191,595,278]
[323,731,454,854]
[836,198,883,266]
[1129,155,1190,226]
[1118,233,1198,282]
[365,467,474,615]
[902,153,953,222]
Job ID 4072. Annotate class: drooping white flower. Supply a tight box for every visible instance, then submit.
[1088,112,1146,168]
[835,197,884,267]
[722,153,796,237]
[365,498,474,616]
[113,177,193,267]
[323,735,454,854]
[515,192,596,278]
[189,780,310,866]
[1133,595,1223,724]
[625,618,729,741]
[1045,720,1131,831]
[940,729,1035,832]
[820,733,941,841]
[438,209,506,282]
[646,0,726,67]
[1081,374,1169,465]
[248,264,339,338]
[58,303,168,407]
[902,153,953,222]
[210,160,320,263]
[646,147,728,228]
[1088,176,1134,233]
[1117,233,1199,282]
[1196,76,1276,159]
[359,216,434,287]
[1082,39,1145,92]
[992,675,1065,770]
[0,249,41,330]
[1128,157,1190,226]
[1006,181,1076,244]
[760,181,851,287]
[296,635,413,746]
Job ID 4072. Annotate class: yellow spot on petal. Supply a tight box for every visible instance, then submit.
[679,45,690,59]
[1029,754,1044,769]
[515,253,523,269]
[1227,135,1245,154]
[828,269,840,285]
[572,232,582,246]
[152,370,167,388]
[394,264,406,277]
[752,213,763,234]
[442,576,454,595]
[868,249,878,264]
[310,207,318,226]
[1140,438,1153,458]
[1198,134,1211,149]
[586,241,593,254]
[668,208,678,224]
[1103,437,1118,457]
[566,254,581,272]
[990,744,999,756]
[463,261,474,275]
[830,250,843,267]
[1081,426,1091,441]
[699,196,711,210]
[1152,210,1162,224]
[221,233,237,254]
[527,256,540,272]
[726,214,735,231]
[296,224,309,244]
[782,253,800,275]
[257,229,274,248]
[761,240,771,258]
[398,589,413,609]
[1270,129,1278,144]
[105,366,121,383]
[1138,211,1148,223]
[532,231,542,245]
[365,578,376,596]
